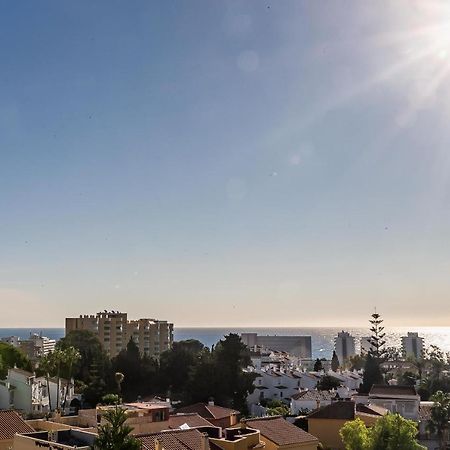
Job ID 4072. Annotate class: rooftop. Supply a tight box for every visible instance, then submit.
[307,401,356,420]
[176,403,239,420]
[369,384,418,397]
[291,389,336,401]
[137,428,205,450]
[168,413,215,429]
[243,416,318,445]
[0,410,34,440]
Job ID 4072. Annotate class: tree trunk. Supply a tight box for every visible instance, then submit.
[46,374,52,412]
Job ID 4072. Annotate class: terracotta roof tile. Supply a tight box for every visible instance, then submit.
[307,401,356,420]
[137,429,204,450]
[168,414,215,429]
[369,384,418,396]
[176,403,239,420]
[0,410,34,440]
[243,416,318,445]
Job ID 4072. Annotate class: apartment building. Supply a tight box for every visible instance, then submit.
[334,331,356,364]
[401,332,424,359]
[65,311,173,358]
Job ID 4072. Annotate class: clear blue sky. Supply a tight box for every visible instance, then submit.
[2,1,450,327]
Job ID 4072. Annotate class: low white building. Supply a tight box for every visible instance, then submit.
[290,389,336,414]
[0,368,74,415]
[369,384,420,421]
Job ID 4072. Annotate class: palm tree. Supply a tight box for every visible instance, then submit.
[428,390,450,450]
[61,346,81,410]
[39,353,55,411]
[91,406,140,450]
[115,372,125,394]
[52,348,67,411]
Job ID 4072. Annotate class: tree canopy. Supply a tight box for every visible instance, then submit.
[92,406,140,450]
[0,342,32,379]
[340,415,425,450]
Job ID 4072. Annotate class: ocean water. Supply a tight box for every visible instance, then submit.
[2,327,450,359]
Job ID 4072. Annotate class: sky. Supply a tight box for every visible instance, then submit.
[2,1,450,327]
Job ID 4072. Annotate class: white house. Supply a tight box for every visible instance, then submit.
[369,384,420,420]
[0,368,74,415]
[290,389,336,414]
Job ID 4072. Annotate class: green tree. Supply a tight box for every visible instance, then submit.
[370,413,425,450]
[340,414,425,450]
[428,390,450,450]
[159,339,204,397]
[368,312,387,360]
[266,399,289,416]
[112,338,159,401]
[0,342,32,377]
[92,406,140,450]
[212,333,256,412]
[317,374,341,391]
[39,353,56,411]
[313,358,323,372]
[61,346,81,409]
[184,334,256,413]
[57,330,111,385]
[331,351,340,372]
[348,354,366,371]
[340,418,371,450]
[360,354,384,394]
[102,394,122,405]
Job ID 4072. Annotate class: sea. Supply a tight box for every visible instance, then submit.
[2,327,450,360]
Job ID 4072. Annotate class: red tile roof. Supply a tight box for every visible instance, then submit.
[243,416,318,445]
[369,384,418,396]
[0,410,34,440]
[176,403,239,420]
[137,428,205,450]
[307,401,356,420]
[168,413,215,429]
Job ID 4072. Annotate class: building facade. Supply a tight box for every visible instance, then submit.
[241,333,312,358]
[65,311,173,358]
[401,332,424,359]
[334,331,356,364]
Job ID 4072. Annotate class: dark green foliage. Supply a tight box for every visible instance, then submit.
[102,394,122,405]
[317,374,341,391]
[360,355,384,394]
[57,330,115,406]
[92,406,140,450]
[331,351,340,371]
[348,354,366,371]
[368,313,387,360]
[184,334,256,412]
[313,358,323,372]
[398,371,418,386]
[57,330,112,384]
[428,391,450,450]
[265,399,289,416]
[340,415,425,450]
[112,338,159,402]
[158,339,204,396]
[0,342,32,378]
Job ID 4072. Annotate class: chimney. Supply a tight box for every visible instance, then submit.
[208,398,214,406]
[155,438,162,450]
[201,433,210,450]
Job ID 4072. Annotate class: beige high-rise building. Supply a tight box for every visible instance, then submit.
[65,311,173,358]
